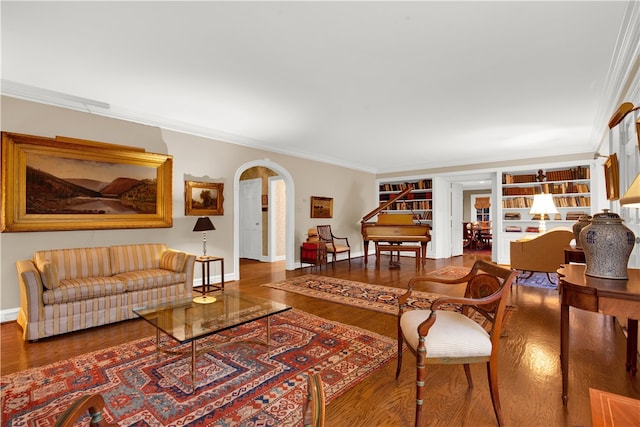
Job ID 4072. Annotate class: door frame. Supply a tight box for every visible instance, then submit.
[233,159,296,279]
[238,177,263,261]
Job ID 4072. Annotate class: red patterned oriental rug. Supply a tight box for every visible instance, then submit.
[1,309,396,426]
[263,271,516,328]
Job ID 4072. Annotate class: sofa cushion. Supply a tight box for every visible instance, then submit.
[110,243,167,274]
[42,277,126,305]
[35,247,112,282]
[113,269,186,291]
[160,250,186,272]
[35,257,60,290]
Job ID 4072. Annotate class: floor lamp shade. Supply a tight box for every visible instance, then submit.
[193,217,215,256]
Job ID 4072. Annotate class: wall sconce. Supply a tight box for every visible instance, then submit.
[609,102,640,209]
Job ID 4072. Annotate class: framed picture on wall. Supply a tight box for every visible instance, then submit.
[185,181,224,215]
[1,132,173,232]
[310,196,333,218]
[604,153,620,201]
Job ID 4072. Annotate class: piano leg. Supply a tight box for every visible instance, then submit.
[364,240,370,264]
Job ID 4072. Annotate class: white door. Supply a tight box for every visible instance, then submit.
[239,178,262,260]
[451,183,464,256]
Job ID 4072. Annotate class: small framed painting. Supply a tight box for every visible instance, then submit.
[310,196,333,218]
[185,181,224,215]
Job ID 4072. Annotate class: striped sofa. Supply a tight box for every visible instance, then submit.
[16,243,196,341]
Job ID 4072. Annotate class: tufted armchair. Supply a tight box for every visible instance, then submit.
[509,228,574,283]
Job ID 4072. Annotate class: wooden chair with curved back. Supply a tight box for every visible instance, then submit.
[316,225,351,266]
[54,394,118,427]
[303,373,326,427]
[396,260,517,426]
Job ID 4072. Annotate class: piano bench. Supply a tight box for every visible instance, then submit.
[376,244,421,269]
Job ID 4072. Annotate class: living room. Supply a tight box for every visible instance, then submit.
[2,2,640,426]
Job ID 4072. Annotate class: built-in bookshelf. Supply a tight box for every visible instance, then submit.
[501,165,591,233]
[377,178,433,223]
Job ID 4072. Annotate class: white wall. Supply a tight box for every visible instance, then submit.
[0,96,376,317]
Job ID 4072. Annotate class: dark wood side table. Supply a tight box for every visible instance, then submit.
[557,264,640,405]
[564,246,586,264]
[195,255,224,294]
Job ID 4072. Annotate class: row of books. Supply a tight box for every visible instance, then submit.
[504,211,591,221]
[503,173,537,184]
[385,201,433,210]
[502,182,590,196]
[379,191,432,201]
[546,166,590,181]
[379,179,432,192]
[502,196,590,208]
[503,166,590,184]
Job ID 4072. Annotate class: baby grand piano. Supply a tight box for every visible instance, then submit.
[361,186,431,265]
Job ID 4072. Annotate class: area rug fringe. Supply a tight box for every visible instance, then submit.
[1,309,396,426]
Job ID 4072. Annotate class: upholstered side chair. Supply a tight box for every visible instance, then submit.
[316,225,351,266]
[509,227,574,283]
[396,260,517,426]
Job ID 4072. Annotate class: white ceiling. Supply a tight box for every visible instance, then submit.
[0,1,634,174]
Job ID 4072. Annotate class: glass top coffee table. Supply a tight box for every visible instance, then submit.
[133,290,291,390]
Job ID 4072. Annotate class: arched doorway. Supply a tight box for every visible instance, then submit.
[233,159,296,279]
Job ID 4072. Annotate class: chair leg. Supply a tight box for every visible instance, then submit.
[486,360,504,426]
[463,363,474,388]
[396,328,403,379]
[415,345,426,427]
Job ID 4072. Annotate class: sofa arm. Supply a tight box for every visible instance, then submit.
[16,259,45,341]
[182,252,196,290]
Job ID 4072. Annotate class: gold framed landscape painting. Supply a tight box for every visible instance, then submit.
[1,132,173,232]
[310,196,333,218]
[185,181,224,216]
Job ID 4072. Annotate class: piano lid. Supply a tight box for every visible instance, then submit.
[361,186,413,223]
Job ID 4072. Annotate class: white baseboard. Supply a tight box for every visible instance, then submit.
[1,308,19,323]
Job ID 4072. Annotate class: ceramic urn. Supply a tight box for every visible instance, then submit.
[579,209,635,279]
[572,214,591,249]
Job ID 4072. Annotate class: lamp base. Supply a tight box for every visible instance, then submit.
[193,295,217,304]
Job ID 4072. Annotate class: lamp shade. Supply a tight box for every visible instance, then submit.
[193,216,215,232]
[620,173,640,208]
[529,193,559,216]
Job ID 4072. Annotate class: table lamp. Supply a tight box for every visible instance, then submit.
[193,216,215,256]
[620,173,640,208]
[529,193,558,234]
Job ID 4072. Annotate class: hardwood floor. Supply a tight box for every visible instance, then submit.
[2,253,639,426]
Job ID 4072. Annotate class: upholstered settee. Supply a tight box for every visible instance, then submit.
[16,243,195,341]
[509,228,574,279]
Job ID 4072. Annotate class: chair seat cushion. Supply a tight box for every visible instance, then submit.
[400,309,491,358]
[327,245,349,253]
